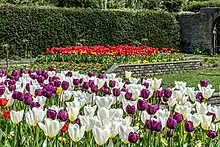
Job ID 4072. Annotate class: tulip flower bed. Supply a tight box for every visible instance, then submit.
[38,45,182,65]
[0,68,219,146]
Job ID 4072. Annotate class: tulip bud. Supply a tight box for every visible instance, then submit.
[142,82,149,89]
[156,90,163,99]
[145,119,153,130]
[152,120,162,132]
[200,80,208,87]
[109,80,116,88]
[128,132,140,144]
[140,89,150,99]
[54,80,61,87]
[126,105,136,114]
[61,122,69,133]
[166,118,177,129]
[0,98,8,106]
[0,86,5,95]
[167,130,173,137]
[3,110,10,119]
[173,112,184,124]
[196,92,204,102]
[91,85,98,93]
[88,71,94,77]
[206,130,217,138]
[113,88,121,97]
[73,79,80,86]
[185,121,194,132]
[61,81,69,90]
[137,99,148,111]
[164,88,172,98]
[47,109,57,120]
[30,102,41,109]
[57,110,69,121]
[12,91,24,101]
[147,104,158,115]
[125,91,132,100]
[97,73,104,79]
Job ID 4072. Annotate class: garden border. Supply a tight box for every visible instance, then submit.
[106,60,201,77]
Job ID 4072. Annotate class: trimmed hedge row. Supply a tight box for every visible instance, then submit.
[0,5,180,57]
[183,0,220,12]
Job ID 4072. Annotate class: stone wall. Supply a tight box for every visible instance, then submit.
[105,60,201,77]
[178,7,220,53]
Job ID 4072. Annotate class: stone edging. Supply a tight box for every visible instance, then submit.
[106,60,201,77]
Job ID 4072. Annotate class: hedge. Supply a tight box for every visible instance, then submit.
[0,5,180,57]
[183,0,220,12]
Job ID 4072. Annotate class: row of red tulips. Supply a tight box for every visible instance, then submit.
[41,45,175,57]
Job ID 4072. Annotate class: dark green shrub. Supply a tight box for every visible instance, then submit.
[0,4,180,57]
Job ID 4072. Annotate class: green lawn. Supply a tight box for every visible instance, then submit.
[151,70,220,91]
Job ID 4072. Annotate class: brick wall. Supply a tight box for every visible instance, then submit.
[105,60,201,77]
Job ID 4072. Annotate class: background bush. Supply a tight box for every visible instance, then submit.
[0,4,180,57]
[183,0,220,11]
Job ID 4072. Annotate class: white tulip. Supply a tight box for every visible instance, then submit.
[60,90,72,102]
[156,109,170,128]
[68,124,85,142]
[93,126,111,146]
[195,102,208,115]
[109,121,121,138]
[84,105,97,116]
[202,88,215,100]
[96,96,114,109]
[129,77,140,84]
[67,106,80,122]
[141,111,150,123]
[125,71,132,79]
[79,115,100,132]
[106,73,116,80]
[38,118,65,138]
[97,107,116,123]
[167,97,177,108]
[187,113,201,128]
[200,115,212,130]
[25,108,45,126]
[10,110,24,124]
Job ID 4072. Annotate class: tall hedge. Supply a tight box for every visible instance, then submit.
[0,5,180,57]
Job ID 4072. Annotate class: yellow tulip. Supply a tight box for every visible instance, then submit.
[56,87,63,94]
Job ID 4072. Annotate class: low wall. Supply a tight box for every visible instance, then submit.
[106,60,201,77]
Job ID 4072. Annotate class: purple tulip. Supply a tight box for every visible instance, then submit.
[66,71,72,77]
[140,89,150,99]
[164,88,172,98]
[12,91,24,101]
[97,73,104,79]
[0,86,5,95]
[126,105,136,114]
[166,118,177,129]
[0,72,3,78]
[30,74,37,80]
[200,80,208,87]
[28,70,33,74]
[79,78,83,84]
[11,70,19,77]
[30,102,41,109]
[185,121,194,132]
[102,87,111,95]
[35,89,43,96]
[125,91,133,100]
[43,90,53,98]
[57,110,68,121]
[8,80,16,86]
[173,112,184,124]
[196,92,204,102]
[113,88,121,97]
[25,83,30,92]
[8,84,16,92]
[44,84,54,91]
[53,80,61,88]
[43,72,49,79]
[145,119,152,130]
[152,120,162,132]
[128,132,140,144]
[36,69,43,75]
[24,97,33,105]
[109,80,116,88]
[82,82,89,89]
[74,118,81,126]
[51,87,57,94]
[46,109,57,120]
[206,130,217,138]
[73,79,80,86]
[147,104,159,115]
[88,71,94,77]
[61,81,69,90]
[207,112,216,122]
[167,130,173,137]
[137,99,148,111]
[91,85,98,93]
[142,82,149,89]
[89,80,95,88]
[37,76,45,83]
[156,90,164,99]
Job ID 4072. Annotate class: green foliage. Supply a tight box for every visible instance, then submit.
[0,4,180,57]
[183,0,220,11]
